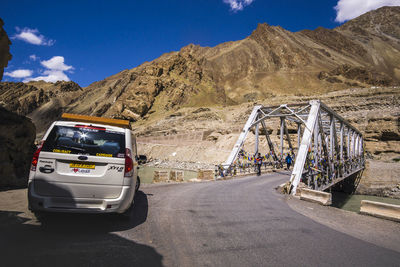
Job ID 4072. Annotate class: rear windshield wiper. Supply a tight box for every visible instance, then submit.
[58,144,86,152]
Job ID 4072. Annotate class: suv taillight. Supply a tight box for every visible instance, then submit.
[31,142,43,171]
[124,148,134,177]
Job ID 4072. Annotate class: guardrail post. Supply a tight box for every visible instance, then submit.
[255,118,259,155]
[340,123,344,175]
[280,117,284,159]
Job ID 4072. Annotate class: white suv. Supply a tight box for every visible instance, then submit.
[28,114,140,215]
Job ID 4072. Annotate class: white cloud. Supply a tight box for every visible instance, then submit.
[40,56,73,71]
[335,0,400,22]
[4,69,33,78]
[24,56,73,83]
[223,0,254,12]
[13,27,55,46]
[24,70,70,83]
[29,54,38,61]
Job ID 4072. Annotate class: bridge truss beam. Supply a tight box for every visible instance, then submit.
[224,100,365,195]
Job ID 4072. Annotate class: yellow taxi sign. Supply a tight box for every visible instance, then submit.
[61,113,130,128]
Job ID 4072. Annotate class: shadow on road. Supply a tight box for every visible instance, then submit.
[0,191,162,267]
[37,190,149,232]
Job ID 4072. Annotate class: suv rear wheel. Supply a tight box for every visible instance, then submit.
[121,177,140,219]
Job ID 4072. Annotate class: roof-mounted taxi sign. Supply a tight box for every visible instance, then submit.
[61,113,130,128]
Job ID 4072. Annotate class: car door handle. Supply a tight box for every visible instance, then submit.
[39,166,54,173]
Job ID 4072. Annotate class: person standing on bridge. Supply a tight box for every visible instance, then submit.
[256,153,263,176]
[285,154,293,170]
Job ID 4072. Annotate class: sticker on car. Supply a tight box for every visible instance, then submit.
[107,165,124,172]
[69,163,95,169]
[96,153,113,157]
[53,149,71,154]
[71,168,91,174]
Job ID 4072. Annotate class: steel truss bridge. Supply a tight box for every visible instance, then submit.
[223,100,365,195]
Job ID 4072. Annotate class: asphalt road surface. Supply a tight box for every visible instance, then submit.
[0,173,399,266]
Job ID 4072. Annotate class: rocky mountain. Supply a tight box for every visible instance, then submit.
[62,6,399,123]
[0,81,84,136]
[0,106,36,187]
[0,19,36,187]
[1,7,399,131]
[0,18,12,81]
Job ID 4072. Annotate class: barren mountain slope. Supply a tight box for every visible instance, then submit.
[337,6,400,79]
[1,7,399,133]
[135,86,399,162]
[66,48,230,122]
[0,81,84,136]
[61,6,400,124]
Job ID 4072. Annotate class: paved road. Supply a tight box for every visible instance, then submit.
[0,173,399,266]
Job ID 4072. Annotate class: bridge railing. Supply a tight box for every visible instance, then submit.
[215,159,286,179]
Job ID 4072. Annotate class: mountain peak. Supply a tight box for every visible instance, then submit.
[249,23,286,39]
[338,6,400,39]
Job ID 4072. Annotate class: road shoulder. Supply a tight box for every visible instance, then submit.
[286,195,400,253]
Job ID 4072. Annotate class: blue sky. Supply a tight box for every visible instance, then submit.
[2,0,399,87]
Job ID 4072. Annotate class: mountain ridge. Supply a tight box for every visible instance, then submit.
[1,6,400,135]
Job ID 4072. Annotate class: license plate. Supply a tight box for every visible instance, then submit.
[69,163,95,169]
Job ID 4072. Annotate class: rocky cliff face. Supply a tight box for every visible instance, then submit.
[0,18,36,188]
[0,81,84,136]
[65,46,231,125]
[0,18,12,81]
[0,106,36,187]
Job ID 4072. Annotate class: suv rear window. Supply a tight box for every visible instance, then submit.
[41,125,125,158]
